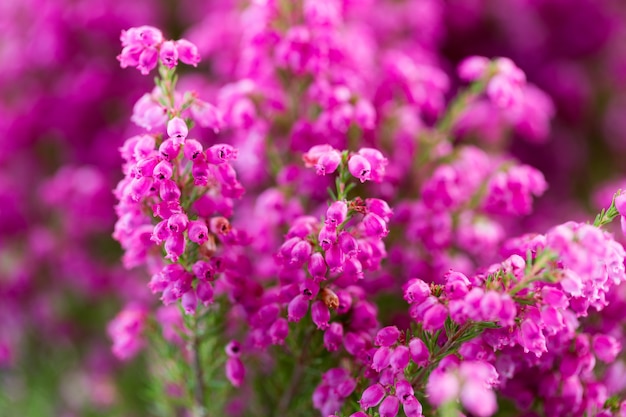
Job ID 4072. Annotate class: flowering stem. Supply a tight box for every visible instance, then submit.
[594,191,620,227]
[157,65,178,116]
[276,328,315,415]
[436,78,488,135]
[190,313,208,417]
[335,151,356,201]
[410,321,473,388]
[509,250,557,296]
[189,315,208,417]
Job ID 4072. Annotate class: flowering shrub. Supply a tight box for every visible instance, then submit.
[2,1,626,416]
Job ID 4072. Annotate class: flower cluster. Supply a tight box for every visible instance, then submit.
[7,0,626,415]
[113,34,246,357]
[118,26,200,74]
[105,4,626,417]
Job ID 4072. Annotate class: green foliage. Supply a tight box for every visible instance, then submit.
[594,191,621,227]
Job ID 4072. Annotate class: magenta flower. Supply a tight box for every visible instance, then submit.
[348,154,372,183]
[359,383,385,410]
[225,357,245,387]
[175,39,201,67]
[375,326,400,347]
[107,304,147,361]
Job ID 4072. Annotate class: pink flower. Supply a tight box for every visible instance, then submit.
[375,326,401,347]
[460,381,497,417]
[348,154,372,183]
[592,335,621,362]
[159,40,178,68]
[225,357,245,387]
[108,304,147,360]
[315,149,342,175]
[409,338,429,366]
[176,39,201,67]
[458,56,490,81]
[358,148,387,183]
[379,395,400,417]
[359,383,385,410]
[167,117,189,142]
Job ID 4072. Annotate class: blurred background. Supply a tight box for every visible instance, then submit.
[1,0,625,415]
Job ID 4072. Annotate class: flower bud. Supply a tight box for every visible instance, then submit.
[167,117,188,141]
[402,396,423,417]
[225,340,241,357]
[593,335,621,363]
[395,380,414,403]
[164,233,185,262]
[409,338,429,366]
[159,138,180,161]
[324,322,343,351]
[159,179,181,201]
[225,357,245,387]
[188,220,209,245]
[362,212,388,238]
[196,281,214,306]
[403,279,430,304]
[311,300,330,330]
[308,252,327,280]
[320,287,339,310]
[375,326,400,347]
[135,156,159,177]
[325,244,345,273]
[326,201,348,229]
[365,198,393,222]
[359,383,385,410]
[151,220,170,244]
[318,226,337,251]
[287,294,309,322]
[192,160,209,186]
[153,160,173,180]
[300,279,319,300]
[207,144,238,164]
[129,177,153,201]
[348,154,371,183]
[315,150,341,175]
[159,40,178,69]
[338,231,358,257]
[167,213,189,234]
[379,395,400,417]
[422,302,447,331]
[458,56,490,81]
[390,346,410,371]
[371,346,392,372]
[336,290,352,314]
[176,39,201,66]
[138,47,158,75]
[183,139,204,161]
[181,289,197,314]
[290,240,312,267]
[268,318,289,345]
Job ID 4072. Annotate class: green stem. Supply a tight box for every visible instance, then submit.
[190,313,208,417]
[593,191,621,228]
[436,78,488,135]
[509,250,556,296]
[410,321,473,388]
[275,328,315,415]
[335,151,355,201]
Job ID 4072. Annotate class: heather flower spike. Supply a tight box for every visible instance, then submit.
[104,11,626,417]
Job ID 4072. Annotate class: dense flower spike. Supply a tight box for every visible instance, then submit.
[3,0,626,415]
[108,13,626,416]
[5,0,623,414]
